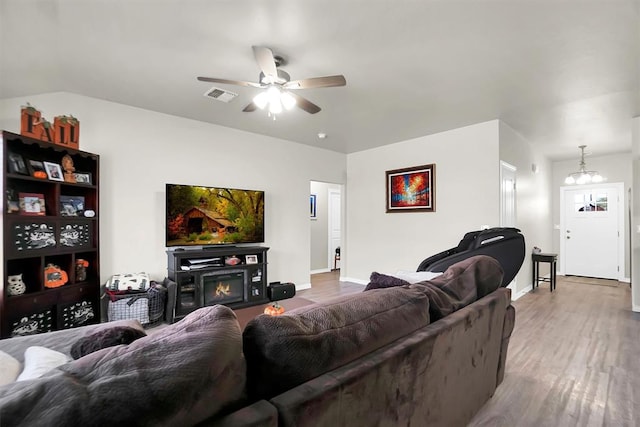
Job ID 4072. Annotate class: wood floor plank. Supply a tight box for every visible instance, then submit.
[300,270,363,302]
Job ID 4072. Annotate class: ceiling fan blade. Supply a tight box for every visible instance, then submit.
[197,77,263,88]
[284,75,346,90]
[242,102,257,112]
[252,46,278,81]
[289,92,321,114]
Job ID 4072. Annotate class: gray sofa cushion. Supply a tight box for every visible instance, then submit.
[243,286,430,400]
[365,255,504,321]
[0,305,246,427]
[412,255,503,320]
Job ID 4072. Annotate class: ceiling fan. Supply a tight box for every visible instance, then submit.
[197,46,346,115]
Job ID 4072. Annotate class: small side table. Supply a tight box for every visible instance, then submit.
[532,253,557,292]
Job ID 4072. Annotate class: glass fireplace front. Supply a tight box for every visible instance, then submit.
[201,270,245,306]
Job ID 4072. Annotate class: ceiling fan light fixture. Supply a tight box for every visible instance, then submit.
[253,85,296,116]
[268,98,283,115]
[280,91,297,110]
[253,92,269,110]
[198,46,345,116]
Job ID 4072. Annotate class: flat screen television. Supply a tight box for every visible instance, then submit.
[166,183,264,247]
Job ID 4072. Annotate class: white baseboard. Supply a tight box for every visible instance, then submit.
[310,268,331,275]
[620,277,631,283]
[296,283,312,291]
[633,304,640,313]
[511,285,532,301]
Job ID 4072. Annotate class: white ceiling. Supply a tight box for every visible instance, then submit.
[1,0,638,160]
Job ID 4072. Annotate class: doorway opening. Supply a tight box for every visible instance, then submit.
[310,181,343,286]
[500,161,517,290]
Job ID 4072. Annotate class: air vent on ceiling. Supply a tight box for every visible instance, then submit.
[203,87,238,103]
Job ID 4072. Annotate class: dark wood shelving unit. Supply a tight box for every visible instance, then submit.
[2,131,100,338]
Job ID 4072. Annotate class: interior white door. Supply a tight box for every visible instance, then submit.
[563,186,620,279]
[500,161,517,228]
[328,189,341,270]
[500,161,517,290]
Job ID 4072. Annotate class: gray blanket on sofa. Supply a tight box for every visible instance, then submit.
[0,305,246,427]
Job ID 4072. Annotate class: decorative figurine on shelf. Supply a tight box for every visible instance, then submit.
[61,154,76,183]
[53,115,80,149]
[44,264,68,288]
[75,259,89,281]
[20,103,42,139]
[7,273,26,296]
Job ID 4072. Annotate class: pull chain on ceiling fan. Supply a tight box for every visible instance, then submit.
[198,46,346,117]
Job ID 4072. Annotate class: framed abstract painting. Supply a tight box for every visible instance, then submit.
[386,164,435,212]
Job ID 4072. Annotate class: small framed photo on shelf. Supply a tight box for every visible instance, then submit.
[60,195,85,217]
[73,172,92,185]
[8,152,28,175]
[19,192,46,216]
[27,160,47,178]
[245,255,258,264]
[43,161,64,181]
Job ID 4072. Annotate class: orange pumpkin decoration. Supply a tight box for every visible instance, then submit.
[264,302,285,316]
[44,264,68,288]
[33,171,47,179]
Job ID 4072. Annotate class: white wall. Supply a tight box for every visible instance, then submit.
[345,121,500,282]
[498,122,553,297]
[632,116,640,311]
[551,152,633,279]
[0,93,347,288]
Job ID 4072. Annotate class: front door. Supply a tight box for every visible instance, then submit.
[561,184,622,279]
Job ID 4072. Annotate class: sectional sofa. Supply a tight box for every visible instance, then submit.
[0,255,515,427]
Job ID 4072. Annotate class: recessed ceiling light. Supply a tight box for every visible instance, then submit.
[317,132,327,139]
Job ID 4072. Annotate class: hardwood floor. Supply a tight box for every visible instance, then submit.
[469,276,640,427]
[300,270,364,302]
[304,272,640,426]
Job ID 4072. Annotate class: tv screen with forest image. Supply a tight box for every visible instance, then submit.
[166,183,264,246]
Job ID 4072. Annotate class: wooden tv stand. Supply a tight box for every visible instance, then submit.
[166,246,269,322]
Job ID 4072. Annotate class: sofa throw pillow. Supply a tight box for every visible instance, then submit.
[243,285,431,399]
[0,351,21,386]
[363,271,411,290]
[16,346,69,382]
[0,306,246,427]
[70,326,147,359]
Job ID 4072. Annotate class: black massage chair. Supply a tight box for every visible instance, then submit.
[417,227,525,287]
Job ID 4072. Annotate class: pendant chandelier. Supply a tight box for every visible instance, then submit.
[564,145,603,185]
